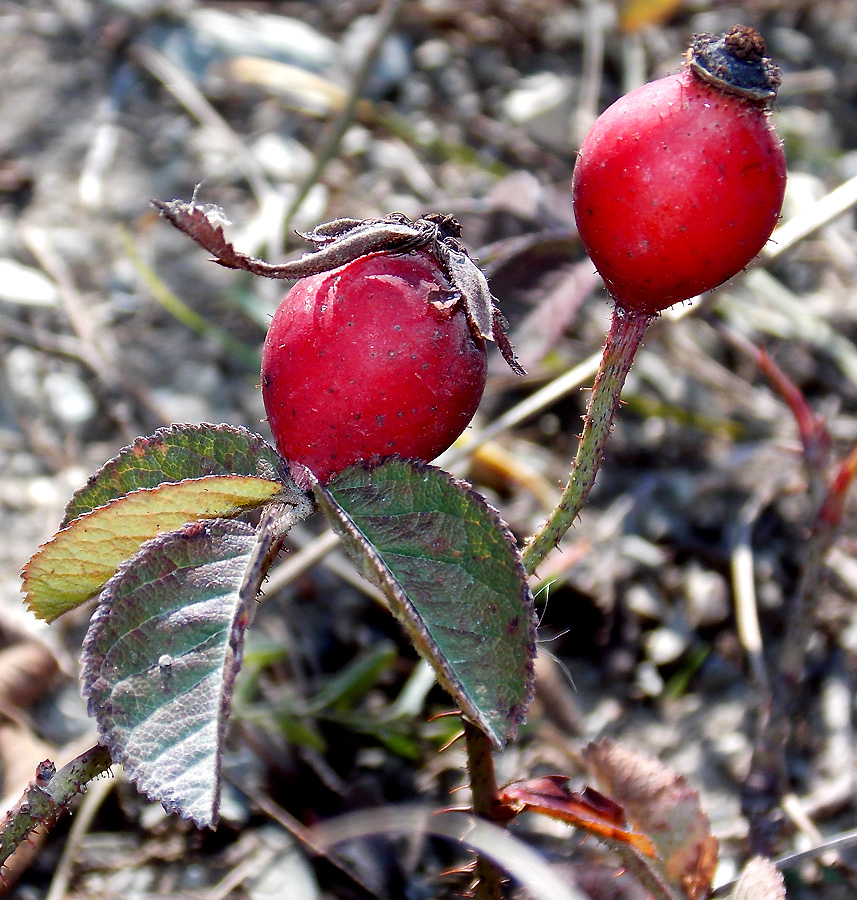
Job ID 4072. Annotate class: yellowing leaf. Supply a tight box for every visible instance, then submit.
[62,423,287,526]
[23,475,283,622]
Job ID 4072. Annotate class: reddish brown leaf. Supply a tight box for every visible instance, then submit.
[499,776,657,858]
[583,740,719,900]
[578,786,627,826]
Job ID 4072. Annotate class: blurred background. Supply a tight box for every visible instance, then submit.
[1,1,856,897]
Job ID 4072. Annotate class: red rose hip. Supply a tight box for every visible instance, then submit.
[572,25,787,314]
[261,249,487,484]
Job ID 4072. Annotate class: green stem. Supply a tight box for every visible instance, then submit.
[0,744,113,869]
[523,306,653,575]
[463,720,505,900]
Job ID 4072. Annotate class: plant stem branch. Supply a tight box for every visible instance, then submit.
[608,842,680,900]
[744,518,838,854]
[523,306,652,575]
[0,744,113,870]
[463,719,506,900]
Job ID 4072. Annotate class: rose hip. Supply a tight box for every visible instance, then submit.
[261,250,487,484]
[572,25,787,314]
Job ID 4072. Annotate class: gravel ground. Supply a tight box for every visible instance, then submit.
[2,2,857,898]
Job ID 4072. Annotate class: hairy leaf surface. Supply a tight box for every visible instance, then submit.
[314,458,536,747]
[81,519,264,827]
[62,424,286,525]
[24,475,283,621]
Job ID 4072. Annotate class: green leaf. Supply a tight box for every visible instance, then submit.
[23,475,285,622]
[63,424,285,525]
[306,641,399,713]
[313,458,536,748]
[81,518,268,828]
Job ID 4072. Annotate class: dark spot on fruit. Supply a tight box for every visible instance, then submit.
[376,415,385,427]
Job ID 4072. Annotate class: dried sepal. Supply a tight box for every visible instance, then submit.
[151,200,525,375]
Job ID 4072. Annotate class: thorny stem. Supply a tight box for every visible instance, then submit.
[0,744,113,871]
[523,306,653,575]
[463,720,505,900]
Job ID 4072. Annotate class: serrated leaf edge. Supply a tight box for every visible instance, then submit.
[23,473,285,622]
[62,422,286,527]
[80,518,260,828]
[314,458,537,748]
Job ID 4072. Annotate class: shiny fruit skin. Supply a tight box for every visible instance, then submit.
[261,250,487,484]
[572,71,786,314]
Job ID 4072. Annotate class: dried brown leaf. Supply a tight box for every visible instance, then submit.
[583,739,719,900]
[500,777,657,857]
[152,201,526,375]
[0,642,59,716]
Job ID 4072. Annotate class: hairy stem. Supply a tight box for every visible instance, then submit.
[463,720,506,900]
[523,306,652,575]
[0,744,113,870]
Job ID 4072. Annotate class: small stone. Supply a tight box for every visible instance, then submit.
[645,626,689,666]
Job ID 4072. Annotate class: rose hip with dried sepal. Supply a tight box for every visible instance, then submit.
[149,203,524,487]
[572,25,787,314]
[261,249,489,485]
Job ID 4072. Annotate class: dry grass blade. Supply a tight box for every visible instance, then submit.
[308,804,587,900]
